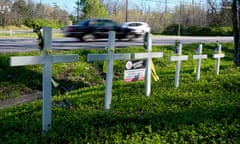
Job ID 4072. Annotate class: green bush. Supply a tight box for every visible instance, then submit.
[161,24,182,35]
[25,18,64,29]
[162,25,233,36]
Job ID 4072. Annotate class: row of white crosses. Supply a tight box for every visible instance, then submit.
[88,32,225,111]
[9,28,225,132]
[10,27,78,132]
[170,41,224,88]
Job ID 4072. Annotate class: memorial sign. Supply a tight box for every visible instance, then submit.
[124,60,146,82]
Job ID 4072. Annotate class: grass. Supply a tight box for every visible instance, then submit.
[0,25,64,38]
[0,42,240,143]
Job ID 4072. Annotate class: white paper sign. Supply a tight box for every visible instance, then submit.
[124,60,146,82]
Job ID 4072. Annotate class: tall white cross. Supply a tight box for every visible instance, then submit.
[87,31,131,110]
[192,43,207,80]
[213,43,225,75]
[133,32,163,96]
[10,27,78,132]
[170,42,188,88]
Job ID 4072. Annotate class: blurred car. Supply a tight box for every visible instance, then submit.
[63,19,142,41]
[120,22,151,36]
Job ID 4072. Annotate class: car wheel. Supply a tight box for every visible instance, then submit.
[81,34,95,42]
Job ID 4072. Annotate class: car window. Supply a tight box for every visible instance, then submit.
[88,20,99,26]
[76,19,89,26]
[128,23,137,27]
[103,20,115,27]
[135,23,143,26]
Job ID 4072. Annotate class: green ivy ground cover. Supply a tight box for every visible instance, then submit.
[0,43,240,143]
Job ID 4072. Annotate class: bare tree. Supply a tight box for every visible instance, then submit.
[232,0,240,66]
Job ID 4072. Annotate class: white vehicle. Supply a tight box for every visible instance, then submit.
[120,22,151,36]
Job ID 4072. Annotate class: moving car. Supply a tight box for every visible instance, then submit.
[120,22,151,36]
[63,19,142,41]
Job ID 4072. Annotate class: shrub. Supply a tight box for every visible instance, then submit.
[25,18,64,29]
[162,25,233,36]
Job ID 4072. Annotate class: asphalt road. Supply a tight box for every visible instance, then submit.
[0,36,233,53]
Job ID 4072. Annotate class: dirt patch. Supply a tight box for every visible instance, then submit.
[0,90,42,109]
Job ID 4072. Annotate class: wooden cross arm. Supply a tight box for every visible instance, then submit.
[193,54,208,59]
[10,55,78,66]
[10,56,47,66]
[213,53,225,58]
[87,53,131,61]
[170,55,188,61]
[133,52,163,59]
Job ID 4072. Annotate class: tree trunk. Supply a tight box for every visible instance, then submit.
[232,0,240,66]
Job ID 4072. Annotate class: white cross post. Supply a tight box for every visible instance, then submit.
[192,43,208,80]
[10,27,78,132]
[87,31,131,110]
[133,32,163,96]
[213,43,225,75]
[170,42,188,88]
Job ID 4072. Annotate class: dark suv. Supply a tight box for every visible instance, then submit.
[63,19,141,41]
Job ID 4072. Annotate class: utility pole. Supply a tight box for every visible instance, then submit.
[77,0,80,21]
[125,0,128,22]
[165,0,167,14]
[163,0,168,29]
[178,0,182,36]
[192,0,194,25]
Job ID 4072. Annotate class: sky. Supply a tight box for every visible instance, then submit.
[32,0,202,14]
[33,0,76,14]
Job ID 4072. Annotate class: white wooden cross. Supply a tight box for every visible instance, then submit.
[170,42,188,88]
[10,27,78,132]
[133,32,163,96]
[87,31,131,110]
[192,43,208,80]
[213,43,225,75]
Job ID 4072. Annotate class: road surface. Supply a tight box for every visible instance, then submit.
[0,36,233,53]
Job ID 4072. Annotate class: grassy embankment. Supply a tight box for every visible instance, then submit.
[0,25,64,38]
[0,42,240,143]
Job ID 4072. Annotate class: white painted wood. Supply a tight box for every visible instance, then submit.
[87,31,131,109]
[213,53,225,59]
[134,52,163,59]
[10,27,78,132]
[192,44,208,80]
[133,33,163,96]
[213,44,225,75]
[193,55,208,59]
[170,42,188,88]
[170,55,188,61]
